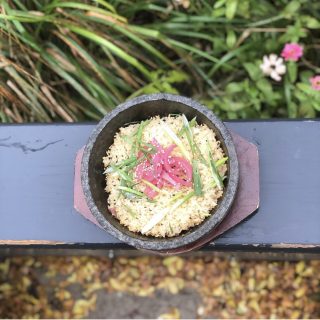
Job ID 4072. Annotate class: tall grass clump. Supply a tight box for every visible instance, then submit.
[0,0,319,122]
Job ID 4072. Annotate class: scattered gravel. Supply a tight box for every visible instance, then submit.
[0,256,319,318]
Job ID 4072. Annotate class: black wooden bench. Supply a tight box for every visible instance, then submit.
[1,120,319,256]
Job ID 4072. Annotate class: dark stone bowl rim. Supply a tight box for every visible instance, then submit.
[81,93,239,251]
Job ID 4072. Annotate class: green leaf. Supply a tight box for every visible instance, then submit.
[299,70,313,83]
[208,43,250,76]
[312,100,320,112]
[297,83,319,96]
[225,0,238,20]
[214,0,227,9]
[294,90,308,102]
[287,61,297,83]
[243,62,261,81]
[288,102,297,118]
[220,99,246,112]
[226,82,243,93]
[300,15,320,29]
[237,0,250,19]
[283,0,301,18]
[226,29,236,48]
[256,78,273,97]
[299,104,316,117]
[165,70,189,83]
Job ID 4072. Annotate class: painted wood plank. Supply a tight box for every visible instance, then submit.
[0,120,319,252]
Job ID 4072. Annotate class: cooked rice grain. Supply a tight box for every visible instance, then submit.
[103,115,227,237]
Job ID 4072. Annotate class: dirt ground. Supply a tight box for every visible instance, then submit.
[0,256,319,319]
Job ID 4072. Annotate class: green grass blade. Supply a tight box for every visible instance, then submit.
[66,25,152,80]
[44,2,125,22]
[166,38,220,64]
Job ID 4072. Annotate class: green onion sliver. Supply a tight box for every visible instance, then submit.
[118,186,145,197]
[215,157,228,168]
[141,191,195,234]
[105,156,138,174]
[182,114,195,156]
[207,144,224,190]
[110,165,134,182]
[180,115,207,166]
[178,116,197,137]
[123,204,137,218]
[135,119,150,152]
[141,179,162,193]
[168,191,185,204]
[192,159,203,196]
[162,121,190,160]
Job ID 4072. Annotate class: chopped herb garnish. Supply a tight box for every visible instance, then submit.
[110,165,134,183]
[117,156,137,168]
[215,157,228,168]
[118,186,145,198]
[141,190,195,234]
[169,191,185,204]
[207,143,224,190]
[192,159,203,196]
[162,121,190,160]
[178,116,196,137]
[104,156,138,174]
[194,143,208,166]
[119,179,137,199]
[141,179,162,193]
[123,204,137,218]
[182,114,195,156]
[180,115,207,167]
[139,142,157,155]
[120,134,135,143]
[135,119,150,154]
[103,166,114,174]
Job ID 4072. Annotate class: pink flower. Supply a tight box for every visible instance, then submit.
[281,43,303,61]
[310,75,320,91]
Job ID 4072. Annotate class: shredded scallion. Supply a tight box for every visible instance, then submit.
[141,179,162,193]
[207,143,224,190]
[162,121,190,160]
[192,159,203,196]
[135,119,150,153]
[118,186,145,197]
[141,191,195,234]
[123,204,137,218]
[215,157,228,168]
[182,114,195,156]
[110,165,134,183]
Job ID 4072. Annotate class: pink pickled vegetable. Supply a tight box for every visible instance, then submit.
[134,139,192,198]
[161,171,180,187]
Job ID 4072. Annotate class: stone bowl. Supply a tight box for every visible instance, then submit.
[81,93,239,252]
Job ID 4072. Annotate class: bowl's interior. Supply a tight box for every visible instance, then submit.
[87,99,230,242]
